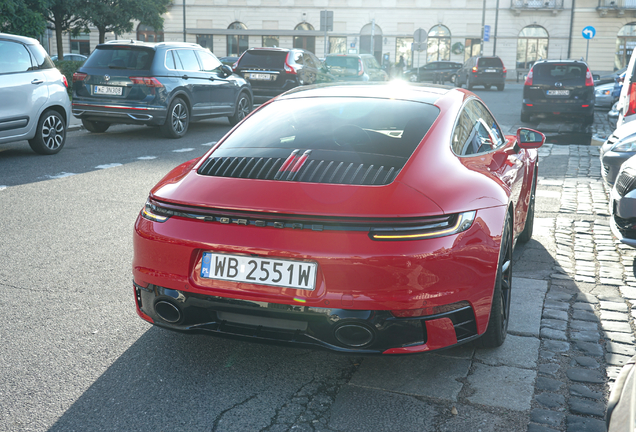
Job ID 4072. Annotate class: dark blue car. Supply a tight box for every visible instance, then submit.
[72,41,252,138]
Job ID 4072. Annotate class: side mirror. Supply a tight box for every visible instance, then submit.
[516,127,545,149]
[221,64,233,77]
[593,74,601,81]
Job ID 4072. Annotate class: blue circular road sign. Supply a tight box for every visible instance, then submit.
[582,26,596,40]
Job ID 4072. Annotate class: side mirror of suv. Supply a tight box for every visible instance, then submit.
[221,65,233,77]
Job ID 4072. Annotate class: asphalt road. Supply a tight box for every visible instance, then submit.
[0,84,621,432]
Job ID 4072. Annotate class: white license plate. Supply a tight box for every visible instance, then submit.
[484,69,497,72]
[94,85,123,95]
[547,90,570,96]
[200,252,317,290]
[249,73,274,81]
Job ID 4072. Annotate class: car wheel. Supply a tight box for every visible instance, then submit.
[467,76,473,90]
[583,114,595,126]
[82,119,110,133]
[451,74,457,85]
[520,111,531,122]
[228,92,252,126]
[497,83,505,91]
[28,109,66,155]
[161,97,189,139]
[518,173,536,243]
[476,212,512,348]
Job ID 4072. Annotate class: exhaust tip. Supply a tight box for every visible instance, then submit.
[334,323,374,347]
[154,300,182,323]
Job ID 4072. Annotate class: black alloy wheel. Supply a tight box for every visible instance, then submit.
[28,109,66,155]
[467,76,474,90]
[161,97,189,139]
[476,212,513,348]
[228,92,252,126]
[518,173,536,243]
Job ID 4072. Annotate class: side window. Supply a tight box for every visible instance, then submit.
[29,43,54,70]
[451,110,473,155]
[166,50,176,69]
[452,100,503,156]
[303,53,316,68]
[293,52,304,65]
[196,50,222,72]
[175,49,201,71]
[473,101,504,149]
[0,41,33,74]
[366,57,380,70]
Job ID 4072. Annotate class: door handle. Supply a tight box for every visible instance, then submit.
[182,75,189,79]
[31,79,44,84]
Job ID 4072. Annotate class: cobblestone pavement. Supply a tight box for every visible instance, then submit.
[523,143,636,432]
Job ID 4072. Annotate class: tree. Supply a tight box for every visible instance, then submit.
[0,0,48,39]
[45,0,88,59]
[78,0,171,44]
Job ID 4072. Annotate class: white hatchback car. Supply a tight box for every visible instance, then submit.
[0,33,71,154]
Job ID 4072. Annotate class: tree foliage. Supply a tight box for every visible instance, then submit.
[45,0,88,59]
[0,0,48,38]
[77,0,171,44]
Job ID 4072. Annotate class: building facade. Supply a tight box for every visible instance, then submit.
[47,0,636,75]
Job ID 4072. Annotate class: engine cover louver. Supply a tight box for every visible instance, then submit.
[197,153,402,186]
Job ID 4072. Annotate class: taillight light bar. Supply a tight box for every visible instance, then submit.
[628,82,636,116]
[284,52,297,74]
[61,75,69,88]
[524,69,533,86]
[471,66,478,73]
[358,59,364,76]
[72,72,87,82]
[585,69,594,87]
[130,77,164,87]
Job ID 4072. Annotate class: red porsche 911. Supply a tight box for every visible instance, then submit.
[133,82,545,354]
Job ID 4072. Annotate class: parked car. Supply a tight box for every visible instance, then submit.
[606,354,636,432]
[609,101,620,129]
[324,54,388,82]
[521,59,595,125]
[456,56,506,91]
[615,51,636,127]
[404,61,462,84]
[609,155,636,249]
[0,32,71,155]
[600,120,636,186]
[51,53,87,63]
[132,82,545,354]
[595,66,627,86]
[233,47,335,103]
[595,81,619,108]
[72,40,252,138]
[219,56,238,66]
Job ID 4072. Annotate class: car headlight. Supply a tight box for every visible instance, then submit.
[596,89,611,96]
[612,134,636,152]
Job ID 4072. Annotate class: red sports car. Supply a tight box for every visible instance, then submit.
[132,82,545,354]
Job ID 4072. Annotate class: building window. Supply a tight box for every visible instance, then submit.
[616,23,636,70]
[329,37,347,54]
[70,33,90,56]
[293,22,315,53]
[262,36,279,47]
[516,25,548,70]
[360,23,383,63]
[197,35,213,51]
[227,22,248,56]
[396,37,413,69]
[427,25,450,62]
[137,24,164,43]
[464,38,481,61]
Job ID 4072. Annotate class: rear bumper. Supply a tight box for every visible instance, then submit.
[72,102,167,125]
[471,73,505,85]
[134,282,479,354]
[522,101,594,116]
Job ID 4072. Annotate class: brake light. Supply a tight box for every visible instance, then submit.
[284,53,297,74]
[585,68,594,86]
[358,59,364,76]
[503,66,507,75]
[524,69,533,86]
[628,82,636,116]
[471,66,478,73]
[61,75,68,88]
[130,77,164,87]
[72,72,87,82]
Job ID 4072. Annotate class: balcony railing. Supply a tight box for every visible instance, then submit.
[511,0,564,9]
[598,0,636,10]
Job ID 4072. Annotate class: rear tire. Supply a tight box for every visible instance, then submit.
[467,76,474,90]
[520,111,531,122]
[475,212,512,348]
[28,109,66,155]
[497,83,505,91]
[228,92,252,126]
[82,119,110,133]
[518,174,536,243]
[485,85,491,90]
[161,97,189,138]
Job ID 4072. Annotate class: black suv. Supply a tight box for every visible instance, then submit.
[456,56,506,91]
[72,41,252,138]
[404,61,462,84]
[233,47,335,103]
[521,60,595,125]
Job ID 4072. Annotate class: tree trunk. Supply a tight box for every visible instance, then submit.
[98,26,106,44]
[55,16,64,59]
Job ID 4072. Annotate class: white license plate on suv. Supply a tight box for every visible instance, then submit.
[94,85,123,96]
[547,90,569,96]
[200,252,317,290]
[484,69,497,73]
[249,73,273,81]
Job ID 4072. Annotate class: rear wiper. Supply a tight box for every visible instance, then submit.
[108,65,126,69]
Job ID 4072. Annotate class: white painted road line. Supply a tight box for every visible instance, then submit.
[173,148,195,153]
[137,156,157,160]
[95,163,123,169]
[202,141,217,146]
[47,172,77,179]
[0,185,6,191]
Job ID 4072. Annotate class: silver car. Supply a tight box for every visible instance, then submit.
[0,33,71,154]
[600,120,636,186]
[609,154,636,249]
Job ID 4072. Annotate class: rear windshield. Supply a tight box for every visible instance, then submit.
[237,50,288,69]
[214,97,439,159]
[478,58,503,68]
[83,46,155,70]
[532,63,586,83]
